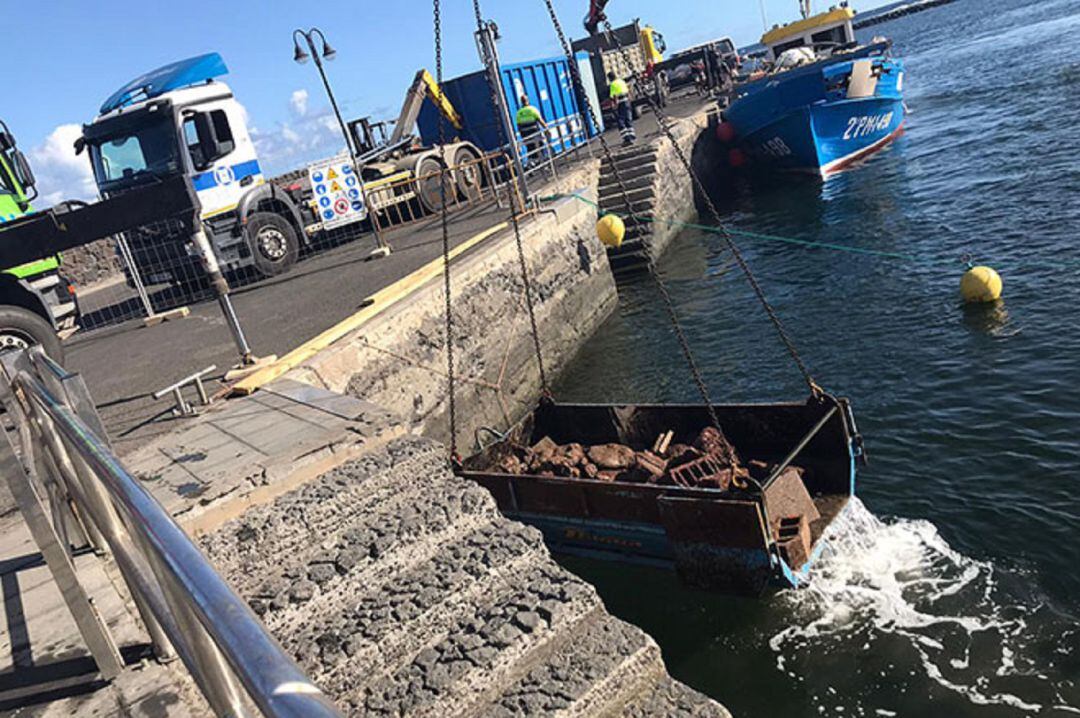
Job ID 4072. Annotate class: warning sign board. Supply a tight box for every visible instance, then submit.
[307,159,366,230]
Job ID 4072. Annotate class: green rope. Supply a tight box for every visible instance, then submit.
[540,192,1080,273]
[539,192,918,262]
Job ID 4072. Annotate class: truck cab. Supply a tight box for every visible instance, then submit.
[0,120,77,359]
[80,53,309,285]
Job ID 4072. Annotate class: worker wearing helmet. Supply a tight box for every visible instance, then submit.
[608,72,636,145]
[515,95,548,167]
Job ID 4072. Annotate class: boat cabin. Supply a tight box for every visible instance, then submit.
[761,4,857,61]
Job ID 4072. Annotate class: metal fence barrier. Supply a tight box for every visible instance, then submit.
[71,149,537,339]
[515,114,594,186]
[0,345,341,717]
[365,150,523,234]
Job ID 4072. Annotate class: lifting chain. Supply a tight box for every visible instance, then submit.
[542,0,822,398]
[434,0,460,460]
[472,0,550,396]
[539,0,726,434]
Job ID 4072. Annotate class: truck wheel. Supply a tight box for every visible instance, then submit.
[415,156,450,215]
[0,306,63,362]
[245,213,299,278]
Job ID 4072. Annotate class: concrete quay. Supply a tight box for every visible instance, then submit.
[1,94,732,715]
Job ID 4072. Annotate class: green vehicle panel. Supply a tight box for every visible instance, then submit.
[0,152,62,277]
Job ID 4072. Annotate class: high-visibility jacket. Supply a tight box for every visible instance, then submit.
[609,78,630,100]
[515,104,544,129]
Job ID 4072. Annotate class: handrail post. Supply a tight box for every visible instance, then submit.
[2,353,343,717]
[0,388,125,680]
[129,527,251,717]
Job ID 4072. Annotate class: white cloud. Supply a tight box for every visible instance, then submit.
[290,89,309,117]
[28,124,98,207]
[250,90,351,176]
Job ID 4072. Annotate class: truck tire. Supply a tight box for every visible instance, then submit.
[0,306,63,362]
[415,156,450,215]
[245,213,299,278]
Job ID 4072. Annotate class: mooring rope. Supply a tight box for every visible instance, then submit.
[541,191,1080,275]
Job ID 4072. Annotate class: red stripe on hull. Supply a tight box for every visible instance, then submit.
[821,123,907,177]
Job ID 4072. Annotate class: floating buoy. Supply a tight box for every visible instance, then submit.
[960,265,1003,303]
[716,121,737,143]
[597,214,625,248]
[728,148,747,168]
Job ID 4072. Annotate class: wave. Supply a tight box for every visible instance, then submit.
[769,498,1080,715]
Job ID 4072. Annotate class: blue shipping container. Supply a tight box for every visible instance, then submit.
[416,53,599,160]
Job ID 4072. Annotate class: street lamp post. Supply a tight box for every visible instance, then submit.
[292,27,390,258]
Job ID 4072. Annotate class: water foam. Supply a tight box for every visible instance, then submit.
[769,498,1079,715]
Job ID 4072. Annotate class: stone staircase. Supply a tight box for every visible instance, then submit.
[200,436,730,717]
[598,145,661,274]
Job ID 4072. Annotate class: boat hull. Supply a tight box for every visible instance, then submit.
[742,96,905,177]
[725,48,906,177]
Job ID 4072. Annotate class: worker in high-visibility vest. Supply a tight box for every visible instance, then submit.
[608,72,636,145]
[515,95,548,167]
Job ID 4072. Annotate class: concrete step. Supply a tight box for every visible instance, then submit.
[487,612,668,716]
[200,436,728,716]
[621,676,733,717]
[623,222,654,240]
[600,162,657,184]
[608,250,650,274]
[598,170,654,192]
[608,238,648,257]
[602,157,658,180]
[598,184,654,208]
[600,197,657,217]
[608,144,659,163]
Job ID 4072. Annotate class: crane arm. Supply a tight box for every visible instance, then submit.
[584,0,610,35]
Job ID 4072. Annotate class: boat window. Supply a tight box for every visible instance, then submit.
[773,38,807,56]
[812,26,850,47]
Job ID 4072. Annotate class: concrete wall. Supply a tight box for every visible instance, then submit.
[646,110,715,261]
[283,161,618,448]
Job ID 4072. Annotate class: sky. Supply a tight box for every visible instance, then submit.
[9,0,891,205]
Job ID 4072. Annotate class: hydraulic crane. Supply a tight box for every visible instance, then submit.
[584,0,610,35]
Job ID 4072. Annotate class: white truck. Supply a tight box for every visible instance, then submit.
[78,53,480,288]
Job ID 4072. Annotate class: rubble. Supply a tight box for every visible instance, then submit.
[491,427,766,491]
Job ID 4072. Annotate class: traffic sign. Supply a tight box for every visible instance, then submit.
[307,158,367,230]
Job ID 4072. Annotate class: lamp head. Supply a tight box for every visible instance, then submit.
[293,41,310,64]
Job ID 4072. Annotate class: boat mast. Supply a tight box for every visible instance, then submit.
[759,0,769,30]
[799,0,813,19]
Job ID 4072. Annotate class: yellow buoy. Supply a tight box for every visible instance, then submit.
[596,214,625,249]
[960,265,1003,303]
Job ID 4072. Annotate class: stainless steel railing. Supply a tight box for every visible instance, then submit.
[0,346,341,717]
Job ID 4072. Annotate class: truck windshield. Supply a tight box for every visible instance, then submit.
[89,114,180,191]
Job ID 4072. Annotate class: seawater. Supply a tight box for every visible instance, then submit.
[554,0,1080,714]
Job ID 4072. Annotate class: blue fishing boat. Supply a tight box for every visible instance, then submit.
[723,1,906,177]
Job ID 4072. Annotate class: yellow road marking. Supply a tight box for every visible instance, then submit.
[230,220,510,395]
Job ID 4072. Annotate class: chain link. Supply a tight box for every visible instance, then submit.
[434,0,459,459]
[472,0,549,395]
